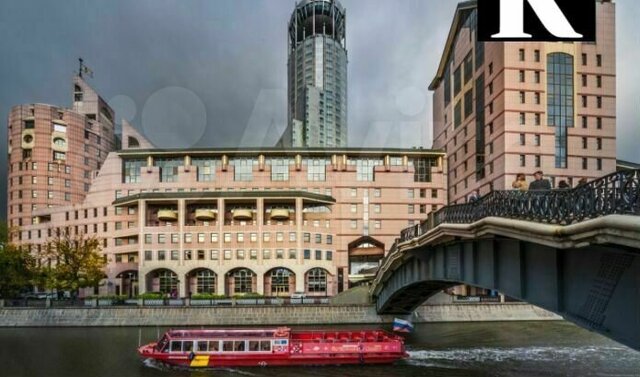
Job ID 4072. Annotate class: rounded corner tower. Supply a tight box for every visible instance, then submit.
[285,0,348,148]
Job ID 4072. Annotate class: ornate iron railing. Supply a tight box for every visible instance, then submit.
[399,169,640,244]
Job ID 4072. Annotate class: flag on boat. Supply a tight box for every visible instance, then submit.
[392,318,414,333]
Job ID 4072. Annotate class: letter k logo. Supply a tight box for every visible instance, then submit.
[492,0,582,39]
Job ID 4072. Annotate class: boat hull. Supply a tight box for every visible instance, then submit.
[141,353,406,368]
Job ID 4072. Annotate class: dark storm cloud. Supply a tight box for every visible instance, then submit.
[0,0,638,219]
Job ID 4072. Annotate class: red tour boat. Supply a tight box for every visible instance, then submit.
[138,327,407,368]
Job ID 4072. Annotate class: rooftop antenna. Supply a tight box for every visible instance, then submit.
[78,57,93,79]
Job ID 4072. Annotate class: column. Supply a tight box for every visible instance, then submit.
[178,199,186,298]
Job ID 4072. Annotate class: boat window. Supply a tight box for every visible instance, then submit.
[260,341,271,352]
[223,341,234,351]
[209,341,220,352]
[248,341,260,351]
[183,341,194,352]
[157,336,169,352]
[234,341,246,352]
[197,341,208,352]
[170,341,182,352]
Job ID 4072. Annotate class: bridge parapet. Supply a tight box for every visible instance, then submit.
[400,169,640,244]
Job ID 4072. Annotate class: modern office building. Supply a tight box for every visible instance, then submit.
[17,136,446,297]
[6,75,116,241]
[430,0,616,204]
[279,0,348,148]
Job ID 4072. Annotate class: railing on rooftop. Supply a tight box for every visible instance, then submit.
[398,169,640,245]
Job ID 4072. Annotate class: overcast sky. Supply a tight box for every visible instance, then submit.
[1,0,638,219]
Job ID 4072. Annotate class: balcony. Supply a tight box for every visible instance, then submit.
[157,210,178,222]
[232,209,253,221]
[195,209,216,221]
[269,208,291,221]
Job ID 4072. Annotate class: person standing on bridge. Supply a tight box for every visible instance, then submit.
[529,170,552,190]
[511,173,529,191]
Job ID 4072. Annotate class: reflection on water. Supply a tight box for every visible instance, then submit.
[0,321,638,377]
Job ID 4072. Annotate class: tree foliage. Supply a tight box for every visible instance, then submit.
[41,232,106,296]
[0,244,37,298]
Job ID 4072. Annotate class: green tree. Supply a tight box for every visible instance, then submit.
[0,244,37,298]
[0,220,8,248]
[42,232,106,297]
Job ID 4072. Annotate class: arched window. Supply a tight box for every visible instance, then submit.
[232,268,255,293]
[53,137,66,148]
[155,270,177,294]
[307,268,327,293]
[128,136,140,148]
[270,268,292,294]
[196,270,216,294]
[547,52,574,169]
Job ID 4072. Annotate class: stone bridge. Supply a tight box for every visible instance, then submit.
[371,169,640,351]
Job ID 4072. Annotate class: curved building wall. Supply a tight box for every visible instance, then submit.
[6,76,115,240]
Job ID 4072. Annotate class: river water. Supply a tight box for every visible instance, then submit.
[0,321,638,377]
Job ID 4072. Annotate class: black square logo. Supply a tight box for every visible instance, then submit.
[478,0,596,42]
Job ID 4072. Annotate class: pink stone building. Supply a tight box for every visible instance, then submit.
[15,125,447,297]
[430,0,617,204]
[6,76,116,240]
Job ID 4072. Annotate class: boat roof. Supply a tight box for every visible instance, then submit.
[166,328,290,339]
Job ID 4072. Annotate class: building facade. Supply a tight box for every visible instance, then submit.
[430,0,616,204]
[17,143,446,298]
[6,76,116,240]
[280,0,348,148]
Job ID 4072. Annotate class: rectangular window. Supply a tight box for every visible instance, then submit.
[597,138,602,150]
[408,205,415,214]
[582,137,588,149]
[534,71,540,83]
[183,233,192,243]
[211,250,219,260]
[224,233,231,243]
[519,48,525,61]
[454,66,462,96]
[535,134,541,146]
[464,90,473,118]
[145,234,152,244]
[582,116,588,129]
[520,134,526,146]
[232,159,254,181]
[519,113,526,125]
[582,158,588,170]
[596,54,602,67]
[144,250,152,261]
[192,158,217,182]
[250,249,258,260]
[520,91,526,104]
[454,100,462,128]
[270,158,290,181]
[519,70,525,83]
[306,159,328,181]
[582,74,587,87]
[264,232,271,242]
[597,75,602,88]
[237,233,244,243]
[350,220,357,229]
[597,158,603,171]
[224,250,232,260]
[520,155,526,167]
[597,97,602,108]
[263,249,271,259]
[534,49,540,62]
[158,250,166,261]
[597,117,602,129]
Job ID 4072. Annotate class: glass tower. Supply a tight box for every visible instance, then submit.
[280,0,348,148]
